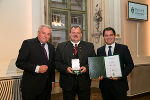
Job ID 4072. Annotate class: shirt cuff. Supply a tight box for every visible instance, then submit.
[35,65,40,73]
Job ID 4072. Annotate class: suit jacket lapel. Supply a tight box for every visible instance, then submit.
[113,43,119,55]
[47,43,51,61]
[77,41,84,59]
[35,37,49,62]
[66,41,74,58]
[35,37,45,53]
[35,37,42,47]
[102,45,106,56]
[77,41,82,55]
[69,41,74,56]
[74,41,85,63]
[99,43,119,56]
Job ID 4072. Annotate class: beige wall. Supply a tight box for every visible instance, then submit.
[1,0,150,77]
[122,0,150,64]
[88,0,150,64]
[88,0,104,50]
[0,0,45,77]
[0,0,32,76]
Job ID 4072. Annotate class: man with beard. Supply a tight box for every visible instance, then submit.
[55,26,96,100]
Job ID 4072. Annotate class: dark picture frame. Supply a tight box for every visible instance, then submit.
[127,1,148,21]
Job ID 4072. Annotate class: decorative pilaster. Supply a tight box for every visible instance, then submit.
[88,0,104,50]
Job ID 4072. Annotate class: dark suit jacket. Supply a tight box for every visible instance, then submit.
[97,43,134,92]
[55,41,96,91]
[16,37,55,93]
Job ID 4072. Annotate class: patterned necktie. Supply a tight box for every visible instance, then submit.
[108,46,112,56]
[41,44,48,60]
[75,44,77,55]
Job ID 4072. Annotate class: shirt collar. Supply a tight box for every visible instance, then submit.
[106,42,115,48]
[40,42,47,46]
[70,41,80,47]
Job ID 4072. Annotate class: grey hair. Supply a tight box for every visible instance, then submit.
[38,24,51,32]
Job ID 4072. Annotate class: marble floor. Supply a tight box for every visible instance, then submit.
[51,82,150,100]
[129,92,150,100]
[51,87,150,100]
[52,72,150,100]
[51,87,102,100]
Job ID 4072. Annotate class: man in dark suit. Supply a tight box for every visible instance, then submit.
[97,27,134,100]
[55,26,96,100]
[16,25,55,100]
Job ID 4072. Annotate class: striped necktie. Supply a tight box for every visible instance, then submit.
[41,44,48,60]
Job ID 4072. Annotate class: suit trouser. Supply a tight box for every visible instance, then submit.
[100,84,127,100]
[62,76,90,100]
[22,90,51,100]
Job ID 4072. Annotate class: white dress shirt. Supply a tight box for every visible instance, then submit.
[35,43,49,73]
[70,41,80,47]
[105,43,115,56]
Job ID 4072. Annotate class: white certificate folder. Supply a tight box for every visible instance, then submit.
[88,55,122,79]
[104,55,122,78]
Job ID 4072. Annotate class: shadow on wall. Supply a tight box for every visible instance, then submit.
[6,58,23,76]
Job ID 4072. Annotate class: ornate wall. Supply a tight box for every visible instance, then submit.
[88,0,122,50]
[88,0,104,50]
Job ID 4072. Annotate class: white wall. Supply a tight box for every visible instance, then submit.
[0,0,44,77]
[104,0,121,37]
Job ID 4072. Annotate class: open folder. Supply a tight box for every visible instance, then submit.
[88,55,122,79]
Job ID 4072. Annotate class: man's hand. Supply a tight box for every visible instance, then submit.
[98,76,104,80]
[67,67,73,74]
[39,65,48,73]
[52,82,55,90]
[109,77,119,80]
[80,66,86,73]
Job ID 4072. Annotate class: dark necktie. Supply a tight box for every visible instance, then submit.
[75,44,77,55]
[108,46,112,56]
[41,44,48,60]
